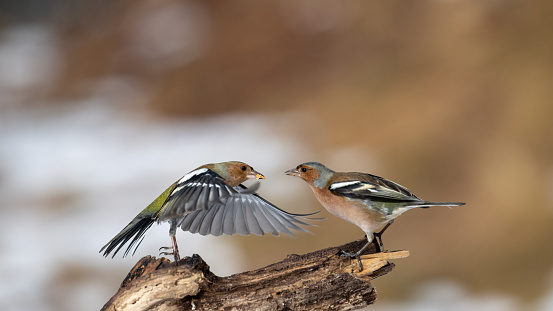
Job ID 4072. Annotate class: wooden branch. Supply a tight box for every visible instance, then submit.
[101,239,409,311]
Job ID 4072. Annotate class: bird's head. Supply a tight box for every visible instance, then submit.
[218,161,265,187]
[285,162,334,189]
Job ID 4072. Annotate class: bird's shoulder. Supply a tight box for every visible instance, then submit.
[179,166,225,184]
[329,171,385,187]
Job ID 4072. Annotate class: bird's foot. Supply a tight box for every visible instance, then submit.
[159,246,179,261]
[339,249,357,258]
[339,249,364,271]
[159,246,181,264]
[159,246,173,256]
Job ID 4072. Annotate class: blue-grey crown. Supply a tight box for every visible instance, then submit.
[299,162,334,189]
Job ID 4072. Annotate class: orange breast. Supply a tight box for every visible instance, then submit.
[310,186,390,235]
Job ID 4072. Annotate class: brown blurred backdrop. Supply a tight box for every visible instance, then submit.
[1,1,552,310]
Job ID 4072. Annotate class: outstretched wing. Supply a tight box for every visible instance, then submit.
[156,168,235,221]
[157,169,317,236]
[179,184,317,236]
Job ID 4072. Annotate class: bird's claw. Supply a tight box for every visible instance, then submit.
[339,249,364,272]
[159,246,176,258]
[339,249,356,258]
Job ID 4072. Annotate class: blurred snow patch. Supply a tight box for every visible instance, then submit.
[0,102,311,311]
[370,280,519,311]
[534,268,553,311]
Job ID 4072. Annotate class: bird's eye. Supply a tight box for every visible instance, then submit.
[241,165,247,171]
[300,167,307,173]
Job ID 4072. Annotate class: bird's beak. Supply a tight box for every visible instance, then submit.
[248,170,265,180]
[285,168,299,177]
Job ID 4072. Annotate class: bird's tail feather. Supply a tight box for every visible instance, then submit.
[99,216,155,258]
[415,202,465,208]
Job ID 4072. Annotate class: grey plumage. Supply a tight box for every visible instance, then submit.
[175,177,315,237]
[101,162,318,261]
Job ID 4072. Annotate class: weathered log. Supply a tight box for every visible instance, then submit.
[101,239,409,311]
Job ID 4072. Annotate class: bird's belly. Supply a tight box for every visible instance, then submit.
[314,190,389,234]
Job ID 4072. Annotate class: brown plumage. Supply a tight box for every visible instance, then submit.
[286,161,464,271]
[101,161,317,263]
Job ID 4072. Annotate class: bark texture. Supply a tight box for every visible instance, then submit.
[101,239,409,311]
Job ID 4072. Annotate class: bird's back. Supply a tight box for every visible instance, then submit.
[331,171,423,202]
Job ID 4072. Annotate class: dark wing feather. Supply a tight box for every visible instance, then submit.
[222,198,236,235]
[157,169,236,222]
[198,203,220,235]
[99,214,155,258]
[220,187,318,237]
[175,182,319,237]
[210,203,226,236]
[233,197,249,235]
[179,209,200,232]
[330,174,423,202]
[243,198,264,236]
[189,208,209,233]
[101,168,237,258]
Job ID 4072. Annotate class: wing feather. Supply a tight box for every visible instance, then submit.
[222,198,236,235]
[250,203,278,235]
[155,169,317,237]
[244,198,264,236]
[233,197,249,235]
[198,203,220,236]
[188,208,209,234]
[179,210,200,232]
[157,169,236,222]
[210,203,226,236]
[330,174,423,202]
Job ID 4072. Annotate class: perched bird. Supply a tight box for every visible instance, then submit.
[101,161,316,263]
[285,162,464,270]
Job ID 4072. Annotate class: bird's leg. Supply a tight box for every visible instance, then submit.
[170,234,180,263]
[159,246,176,260]
[340,235,374,272]
[373,220,394,252]
[159,222,181,264]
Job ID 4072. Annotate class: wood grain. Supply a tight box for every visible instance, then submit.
[101,239,408,311]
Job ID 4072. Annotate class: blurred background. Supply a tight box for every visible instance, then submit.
[1,0,552,310]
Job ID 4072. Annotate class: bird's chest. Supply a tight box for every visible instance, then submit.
[310,186,389,232]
